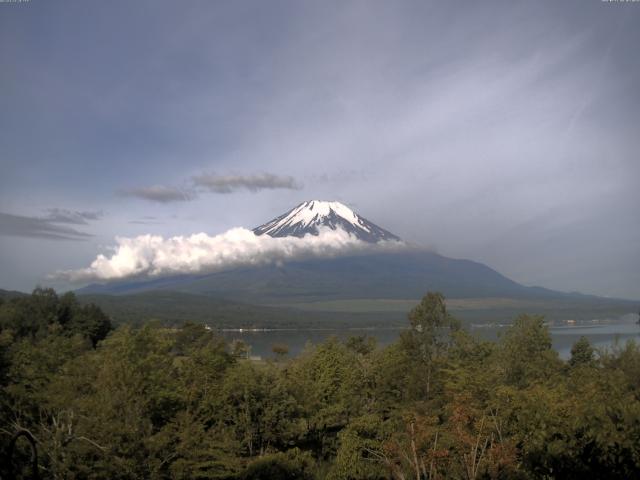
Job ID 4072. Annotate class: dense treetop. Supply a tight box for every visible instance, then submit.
[1,289,639,479]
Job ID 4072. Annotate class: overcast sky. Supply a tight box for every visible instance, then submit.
[1,0,639,299]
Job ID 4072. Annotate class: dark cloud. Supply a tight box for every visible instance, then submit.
[44,208,103,225]
[193,173,302,194]
[119,185,195,203]
[0,212,93,241]
[119,173,300,203]
[128,216,164,225]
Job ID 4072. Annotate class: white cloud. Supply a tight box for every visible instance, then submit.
[56,227,405,282]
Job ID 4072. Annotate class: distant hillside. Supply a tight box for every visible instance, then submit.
[77,289,637,329]
[77,250,615,304]
[0,288,29,300]
[75,249,639,329]
[77,201,637,310]
[77,290,406,329]
[64,198,637,327]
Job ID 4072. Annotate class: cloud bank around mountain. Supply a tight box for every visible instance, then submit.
[56,227,405,282]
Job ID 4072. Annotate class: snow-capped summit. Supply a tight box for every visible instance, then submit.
[253,200,401,243]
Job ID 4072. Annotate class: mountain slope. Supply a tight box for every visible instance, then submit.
[77,249,588,304]
[77,288,637,329]
[0,288,29,300]
[76,200,637,320]
[78,290,401,328]
[253,200,400,242]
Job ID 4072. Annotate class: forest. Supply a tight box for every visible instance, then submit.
[1,288,639,479]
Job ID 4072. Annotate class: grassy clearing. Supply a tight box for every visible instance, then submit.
[272,297,638,325]
[271,297,548,313]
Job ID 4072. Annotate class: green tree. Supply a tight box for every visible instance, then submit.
[345,335,376,356]
[271,343,289,360]
[288,337,369,458]
[215,361,301,458]
[568,336,596,368]
[67,303,112,347]
[500,314,562,388]
[0,288,112,347]
[400,292,460,400]
[238,448,316,480]
[328,414,387,480]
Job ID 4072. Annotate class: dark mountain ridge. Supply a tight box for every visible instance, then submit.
[74,200,637,323]
[76,249,611,304]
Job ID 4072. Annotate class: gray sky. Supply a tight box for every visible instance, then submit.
[1,0,639,299]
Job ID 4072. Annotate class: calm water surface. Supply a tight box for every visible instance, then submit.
[221,316,640,360]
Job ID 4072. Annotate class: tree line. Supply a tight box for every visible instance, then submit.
[1,289,639,479]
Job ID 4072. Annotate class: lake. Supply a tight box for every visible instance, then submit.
[221,315,640,360]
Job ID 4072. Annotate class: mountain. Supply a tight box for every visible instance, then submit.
[76,200,637,324]
[0,288,29,300]
[76,249,613,304]
[77,250,540,301]
[253,200,400,243]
